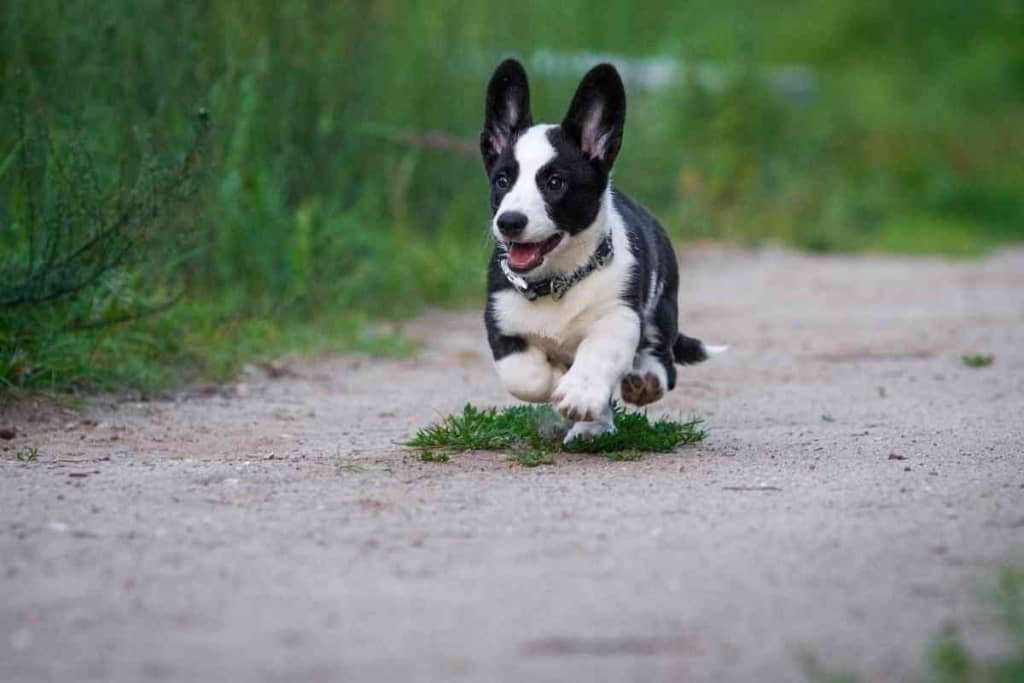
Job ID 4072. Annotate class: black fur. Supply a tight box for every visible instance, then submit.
[539,127,609,235]
[673,334,709,365]
[481,59,532,174]
[484,249,525,361]
[561,64,626,171]
[613,189,684,389]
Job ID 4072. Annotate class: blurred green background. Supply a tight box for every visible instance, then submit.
[2,0,1022,391]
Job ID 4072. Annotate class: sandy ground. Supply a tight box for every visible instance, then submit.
[2,246,1023,683]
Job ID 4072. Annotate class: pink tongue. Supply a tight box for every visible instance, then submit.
[508,242,543,269]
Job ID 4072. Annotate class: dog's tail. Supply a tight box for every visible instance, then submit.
[673,334,728,365]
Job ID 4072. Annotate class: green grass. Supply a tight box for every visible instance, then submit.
[962,354,995,369]
[923,568,1024,683]
[515,450,557,468]
[3,0,1023,393]
[1,303,415,393]
[407,403,705,465]
[419,450,451,464]
[15,446,38,462]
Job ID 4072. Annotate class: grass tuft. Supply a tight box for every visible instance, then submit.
[962,354,995,368]
[407,403,705,465]
[561,409,706,454]
[15,446,38,462]
[419,450,451,463]
[516,450,557,468]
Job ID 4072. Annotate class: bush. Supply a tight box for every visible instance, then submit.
[2,0,1022,390]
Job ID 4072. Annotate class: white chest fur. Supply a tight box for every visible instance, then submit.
[490,213,636,366]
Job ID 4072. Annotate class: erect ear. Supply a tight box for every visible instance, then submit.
[480,59,533,173]
[561,63,626,171]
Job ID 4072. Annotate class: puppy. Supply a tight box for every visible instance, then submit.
[480,59,720,443]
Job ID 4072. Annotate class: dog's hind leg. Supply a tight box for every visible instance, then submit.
[620,295,678,406]
[620,347,671,406]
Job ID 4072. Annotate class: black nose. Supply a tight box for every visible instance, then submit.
[496,211,527,239]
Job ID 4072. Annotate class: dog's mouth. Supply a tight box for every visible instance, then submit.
[505,234,564,272]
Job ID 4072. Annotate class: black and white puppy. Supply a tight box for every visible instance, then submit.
[481,59,721,443]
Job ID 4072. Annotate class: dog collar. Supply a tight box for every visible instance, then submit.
[500,232,614,301]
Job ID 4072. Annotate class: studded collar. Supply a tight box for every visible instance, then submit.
[499,232,614,301]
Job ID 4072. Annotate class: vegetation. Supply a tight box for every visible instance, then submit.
[15,446,39,462]
[2,1,1022,391]
[922,568,1024,683]
[962,354,995,368]
[804,567,1024,683]
[418,450,451,464]
[407,403,705,465]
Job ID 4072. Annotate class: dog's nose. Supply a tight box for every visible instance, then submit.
[496,211,528,239]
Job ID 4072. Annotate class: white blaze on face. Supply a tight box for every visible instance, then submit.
[494,124,557,244]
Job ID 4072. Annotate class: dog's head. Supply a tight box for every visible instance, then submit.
[481,59,625,277]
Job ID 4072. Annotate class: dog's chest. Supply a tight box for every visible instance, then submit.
[491,265,627,365]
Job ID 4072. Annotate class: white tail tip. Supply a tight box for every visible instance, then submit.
[704,344,730,355]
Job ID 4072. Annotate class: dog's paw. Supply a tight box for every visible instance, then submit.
[564,419,616,445]
[620,371,664,407]
[551,374,610,423]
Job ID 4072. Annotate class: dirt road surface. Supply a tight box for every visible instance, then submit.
[2,247,1023,682]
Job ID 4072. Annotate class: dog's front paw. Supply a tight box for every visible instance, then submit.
[564,419,616,445]
[551,374,610,423]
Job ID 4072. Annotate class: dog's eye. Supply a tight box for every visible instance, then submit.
[546,175,565,192]
[494,173,510,190]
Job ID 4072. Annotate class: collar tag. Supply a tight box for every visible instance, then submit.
[499,259,529,291]
[550,275,570,301]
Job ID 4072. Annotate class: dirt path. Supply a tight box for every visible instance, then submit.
[2,247,1023,682]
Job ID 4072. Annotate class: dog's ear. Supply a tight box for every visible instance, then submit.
[561,63,626,171]
[481,59,533,173]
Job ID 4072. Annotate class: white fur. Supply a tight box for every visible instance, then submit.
[491,189,635,363]
[491,185,640,428]
[492,125,618,282]
[495,346,563,403]
[551,305,639,421]
[493,125,558,246]
[630,348,668,392]
[641,271,664,346]
[564,419,615,444]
